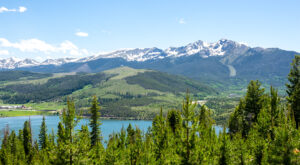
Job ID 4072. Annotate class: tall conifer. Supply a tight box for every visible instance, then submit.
[39,116,48,149]
[89,96,101,147]
[286,55,300,128]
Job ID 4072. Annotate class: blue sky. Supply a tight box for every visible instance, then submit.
[0,0,299,60]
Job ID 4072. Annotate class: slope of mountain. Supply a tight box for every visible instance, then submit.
[0,67,216,119]
[2,39,298,87]
[0,70,52,81]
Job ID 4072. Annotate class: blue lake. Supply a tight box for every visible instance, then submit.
[0,115,224,143]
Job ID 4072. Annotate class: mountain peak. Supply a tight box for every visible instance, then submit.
[0,39,254,69]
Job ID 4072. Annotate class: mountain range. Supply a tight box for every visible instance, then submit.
[1,39,298,86]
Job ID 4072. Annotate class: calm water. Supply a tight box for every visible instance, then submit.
[0,116,224,143]
[0,116,152,143]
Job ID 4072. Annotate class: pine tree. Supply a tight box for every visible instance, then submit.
[286,55,300,128]
[59,98,80,165]
[39,116,48,150]
[57,122,67,164]
[229,99,245,134]
[152,108,168,163]
[219,127,229,165]
[23,120,33,163]
[270,86,280,126]
[243,80,265,136]
[89,96,102,147]
[167,109,181,134]
[75,125,91,164]
[244,80,265,121]
[181,92,197,164]
[198,105,215,129]
[269,86,280,139]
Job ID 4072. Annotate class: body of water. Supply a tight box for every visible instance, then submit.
[0,116,224,143]
[0,116,152,143]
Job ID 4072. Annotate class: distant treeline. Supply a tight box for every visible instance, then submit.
[0,73,111,103]
[125,71,216,95]
[0,71,52,81]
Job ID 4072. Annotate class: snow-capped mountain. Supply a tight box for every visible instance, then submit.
[86,39,249,62]
[166,40,222,57]
[0,57,39,69]
[0,57,78,69]
[0,39,297,84]
[0,39,278,69]
[88,47,167,62]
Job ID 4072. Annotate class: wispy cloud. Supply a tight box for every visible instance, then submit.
[0,6,27,13]
[178,18,186,24]
[75,32,89,37]
[0,50,9,55]
[0,38,89,56]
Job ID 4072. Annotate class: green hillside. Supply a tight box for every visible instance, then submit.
[0,70,52,82]
[0,67,217,119]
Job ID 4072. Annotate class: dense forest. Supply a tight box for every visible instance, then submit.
[125,71,216,95]
[0,71,52,82]
[0,73,112,104]
[0,55,299,164]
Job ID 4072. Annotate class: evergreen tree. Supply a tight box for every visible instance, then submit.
[57,122,67,164]
[152,108,168,163]
[286,55,300,128]
[89,95,102,147]
[75,125,91,164]
[243,80,265,136]
[59,98,80,165]
[228,99,245,134]
[198,105,215,129]
[167,109,181,134]
[39,116,48,150]
[181,92,197,164]
[23,120,33,163]
[219,127,229,165]
[255,106,272,138]
[244,80,265,121]
[270,86,280,126]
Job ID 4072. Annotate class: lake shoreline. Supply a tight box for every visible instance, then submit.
[0,114,153,121]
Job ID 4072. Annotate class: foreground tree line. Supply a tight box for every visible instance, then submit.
[0,56,299,164]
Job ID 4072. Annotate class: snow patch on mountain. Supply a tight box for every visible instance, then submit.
[0,39,251,69]
[0,57,39,69]
[41,58,78,66]
[89,47,166,62]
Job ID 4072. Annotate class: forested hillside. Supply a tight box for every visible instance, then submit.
[0,67,216,120]
[0,71,52,81]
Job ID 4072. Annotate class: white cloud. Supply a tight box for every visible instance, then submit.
[19,6,27,13]
[75,32,89,37]
[0,50,9,55]
[178,18,186,24]
[0,6,27,13]
[59,40,88,56]
[0,38,56,52]
[0,38,89,56]
[0,7,16,13]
